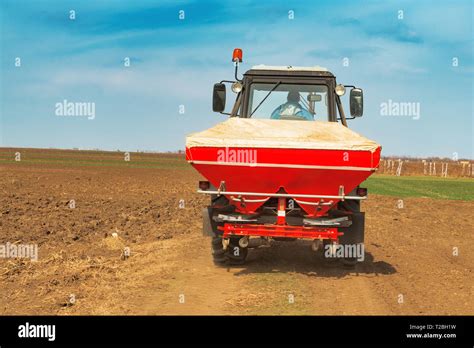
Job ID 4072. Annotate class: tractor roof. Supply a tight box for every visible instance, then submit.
[245,65,334,77]
[252,65,328,72]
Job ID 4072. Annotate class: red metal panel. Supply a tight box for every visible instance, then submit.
[219,223,342,240]
[188,146,381,216]
[187,147,380,168]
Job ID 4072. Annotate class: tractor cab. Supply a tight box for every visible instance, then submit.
[213,48,364,126]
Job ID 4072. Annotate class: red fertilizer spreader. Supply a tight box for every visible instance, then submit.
[186,118,381,265]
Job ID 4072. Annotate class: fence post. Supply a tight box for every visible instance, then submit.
[441,162,448,178]
[396,159,403,177]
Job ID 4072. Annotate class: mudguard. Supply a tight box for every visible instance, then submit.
[338,212,365,245]
[202,207,215,236]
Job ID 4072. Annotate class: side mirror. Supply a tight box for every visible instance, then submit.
[212,83,226,112]
[350,88,363,117]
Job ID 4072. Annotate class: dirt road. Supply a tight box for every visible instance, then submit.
[1,151,473,315]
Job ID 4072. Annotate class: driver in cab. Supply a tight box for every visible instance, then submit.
[270,90,313,120]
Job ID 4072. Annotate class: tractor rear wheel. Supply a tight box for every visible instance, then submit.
[321,239,338,263]
[337,200,364,267]
[211,235,248,265]
[340,257,358,267]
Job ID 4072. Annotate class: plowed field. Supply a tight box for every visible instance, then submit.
[1,148,473,315]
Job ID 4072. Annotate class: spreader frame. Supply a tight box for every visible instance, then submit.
[219,223,342,240]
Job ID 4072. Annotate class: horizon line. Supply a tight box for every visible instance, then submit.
[0,146,472,161]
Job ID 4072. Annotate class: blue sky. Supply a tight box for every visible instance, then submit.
[0,0,472,158]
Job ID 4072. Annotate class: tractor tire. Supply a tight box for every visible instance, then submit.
[340,257,358,268]
[321,239,338,263]
[321,240,357,267]
[211,235,248,266]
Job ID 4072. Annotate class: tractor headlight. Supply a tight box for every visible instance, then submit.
[335,84,346,96]
[231,81,243,93]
